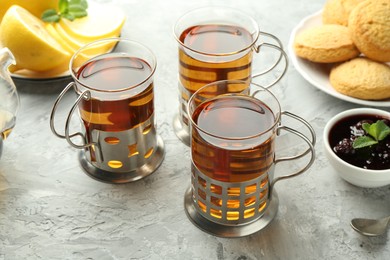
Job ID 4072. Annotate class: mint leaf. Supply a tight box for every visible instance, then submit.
[81,0,88,9]
[41,9,60,22]
[42,0,88,22]
[362,123,371,134]
[367,123,380,140]
[352,136,378,149]
[59,0,69,13]
[376,120,390,141]
[68,4,88,18]
[73,10,88,18]
[353,120,390,149]
[69,4,85,11]
[62,12,75,21]
[365,120,390,141]
[70,0,88,8]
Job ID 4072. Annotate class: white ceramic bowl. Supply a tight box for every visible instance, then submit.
[323,108,390,188]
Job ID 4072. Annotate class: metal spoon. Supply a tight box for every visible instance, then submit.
[350,216,390,236]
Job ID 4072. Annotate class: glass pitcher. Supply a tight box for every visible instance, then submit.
[0,48,19,158]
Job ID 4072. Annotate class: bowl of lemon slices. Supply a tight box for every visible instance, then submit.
[0,0,126,80]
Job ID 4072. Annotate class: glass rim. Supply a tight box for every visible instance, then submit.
[187,80,281,141]
[173,6,260,57]
[69,37,157,93]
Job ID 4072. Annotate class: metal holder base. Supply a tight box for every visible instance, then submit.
[184,187,279,238]
[79,135,165,184]
[172,113,190,146]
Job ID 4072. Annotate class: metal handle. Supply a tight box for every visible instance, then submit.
[251,31,289,89]
[269,111,316,197]
[49,82,93,149]
[50,82,75,139]
[64,89,93,149]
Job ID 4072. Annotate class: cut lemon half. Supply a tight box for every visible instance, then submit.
[0,0,58,23]
[0,5,71,72]
[59,3,125,40]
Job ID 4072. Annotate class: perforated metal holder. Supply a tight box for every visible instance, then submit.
[78,115,165,183]
[184,162,279,237]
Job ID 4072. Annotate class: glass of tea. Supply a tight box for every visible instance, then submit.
[0,48,19,159]
[173,7,288,145]
[184,80,316,237]
[50,38,165,183]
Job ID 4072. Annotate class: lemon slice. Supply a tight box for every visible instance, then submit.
[59,3,125,40]
[0,5,71,72]
[48,22,116,67]
[53,22,85,51]
[45,23,76,53]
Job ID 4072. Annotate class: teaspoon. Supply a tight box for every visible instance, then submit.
[350,216,390,236]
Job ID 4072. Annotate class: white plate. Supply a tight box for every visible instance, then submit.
[288,10,390,107]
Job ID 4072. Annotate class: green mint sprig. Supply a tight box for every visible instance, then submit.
[352,120,390,149]
[42,0,88,23]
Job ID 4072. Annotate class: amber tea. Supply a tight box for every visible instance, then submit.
[77,55,154,133]
[174,8,289,149]
[179,24,254,87]
[191,95,275,182]
[178,24,254,123]
[191,95,275,210]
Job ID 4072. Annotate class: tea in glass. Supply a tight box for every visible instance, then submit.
[184,80,315,237]
[50,38,164,183]
[179,24,253,94]
[173,7,288,145]
[76,55,155,162]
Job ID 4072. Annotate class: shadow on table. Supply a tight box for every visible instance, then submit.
[12,75,73,96]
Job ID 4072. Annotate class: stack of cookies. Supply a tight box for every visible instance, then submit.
[294,0,390,101]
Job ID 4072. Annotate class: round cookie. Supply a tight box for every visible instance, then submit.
[294,24,360,63]
[348,0,390,62]
[330,57,390,100]
[322,0,363,26]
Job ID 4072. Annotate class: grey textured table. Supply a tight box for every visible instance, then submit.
[1,0,389,259]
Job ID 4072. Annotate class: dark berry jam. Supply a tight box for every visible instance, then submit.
[328,114,390,170]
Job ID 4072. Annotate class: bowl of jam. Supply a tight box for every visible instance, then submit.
[323,108,390,188]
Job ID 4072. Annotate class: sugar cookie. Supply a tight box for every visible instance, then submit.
[322,0,362,26]
[330,57,390,100]
[348,0,390,62]
[294,24,360,63]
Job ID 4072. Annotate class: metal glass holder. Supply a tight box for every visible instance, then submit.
[184,162,279,237]
[79,135,165,184]
[50,83,165,184]
[78,114,165,183]
[173,113,190,146]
